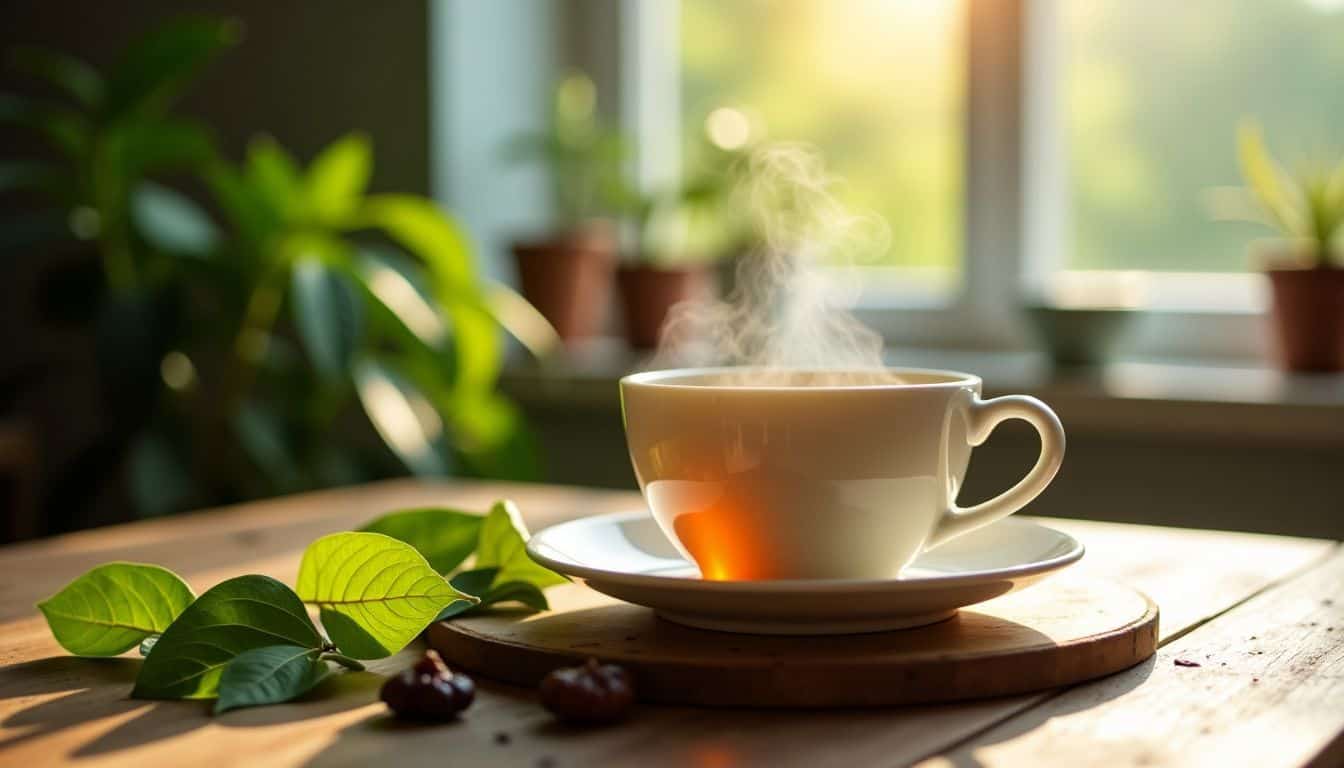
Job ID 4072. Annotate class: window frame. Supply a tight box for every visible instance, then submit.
[572,0,1271,361]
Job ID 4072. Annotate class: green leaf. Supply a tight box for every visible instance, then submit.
[483,278,562,360]
[437,568,496,620]
[291,258,361,378]
[358,508,483,573]
[139,635,159,656]
[214,645,332,714]
[245,136,304,223]
[361,195,502,399]
[204,159,276,247]
[353,359,450,477]
[132,181,220,257]
[133,575,322,700]
[1238,120,1304,237]
[475,500,568,590]
[8,46,104,108]
[0,93,90,159]
[233,401,303,493]
[453,394,541,481]
[104,17,240,120]
[296,532,474,659]
[113,116,216,178]
[305,133,371,224]
[481,580,549,611]
[354,247,447,350]
[437,567,549,620]
[449,567,498,600]
[37,563,195,657]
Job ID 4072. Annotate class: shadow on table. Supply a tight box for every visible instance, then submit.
[933,655,1158,768]
[0,656,381,758]
[0,656,201,756]
[300,676,542,768]
[297,661,1160,768]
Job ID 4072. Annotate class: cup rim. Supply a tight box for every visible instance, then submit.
[620,366,982,391]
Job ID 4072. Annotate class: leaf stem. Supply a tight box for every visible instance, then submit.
[319,652,365,672]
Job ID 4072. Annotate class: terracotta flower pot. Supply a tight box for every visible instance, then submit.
[511,227,616,343]
[617,264,712,349]
[1265,265,1344,373]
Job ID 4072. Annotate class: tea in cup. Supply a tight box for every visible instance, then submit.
[620,367,1065,580]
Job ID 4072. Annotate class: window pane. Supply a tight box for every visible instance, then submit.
[680,0,965,278]
[1064,0,1344,272]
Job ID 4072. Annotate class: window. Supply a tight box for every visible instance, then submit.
[570,1,1344,357]
[680,0,965,294]
[1062,0,1344,274]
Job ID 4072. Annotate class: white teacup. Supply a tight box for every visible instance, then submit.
[620,367,1065,581]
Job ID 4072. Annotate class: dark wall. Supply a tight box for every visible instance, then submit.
[0,0,430,192]
[0,1,431,539]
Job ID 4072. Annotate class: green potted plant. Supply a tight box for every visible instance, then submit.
[2,19,538,523]
[1234,121,1344,372]
[0,18,239,525]
[143,132,539,512]
[615,184,731,352]
[617,145,741,349]
[503,72,625,343]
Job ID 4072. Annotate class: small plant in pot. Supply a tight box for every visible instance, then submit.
[1233,121,1344,372]
[503,73,626,344]
[618,141,746,350]
[618,194,719,350]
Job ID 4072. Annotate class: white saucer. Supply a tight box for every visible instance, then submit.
[526,511,1084,635]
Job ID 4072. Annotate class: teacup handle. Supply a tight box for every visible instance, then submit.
[927,394,1066,549]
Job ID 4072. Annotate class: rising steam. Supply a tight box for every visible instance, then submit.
[651,144,894,381]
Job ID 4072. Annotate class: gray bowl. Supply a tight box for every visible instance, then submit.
[1022,304,1136,367]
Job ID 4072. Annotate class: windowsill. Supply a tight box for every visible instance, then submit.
[501,339,1344,444]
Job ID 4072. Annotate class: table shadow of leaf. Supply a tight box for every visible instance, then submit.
[0,657,208,755]
[0,656,140,700]
[0,656,385,758]
[71,671,384,757]
[299,677,539,768]
[69,699,215,758]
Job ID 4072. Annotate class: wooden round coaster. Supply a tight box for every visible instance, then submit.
[426,575,1158,708]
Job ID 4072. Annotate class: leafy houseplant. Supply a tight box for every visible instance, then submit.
[503,72,626,343]
[1235,121,1344,372]
[0,18,239,527]
[146,132,538,511]
[2,18,536,526]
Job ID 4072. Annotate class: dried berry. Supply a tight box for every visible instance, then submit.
[539,658,635,725]
[380,649,475,721]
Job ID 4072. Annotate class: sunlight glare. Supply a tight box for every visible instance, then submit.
[705,107,752,150]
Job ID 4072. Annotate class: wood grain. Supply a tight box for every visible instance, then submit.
[428,576,1158,707]
[918,546,1344,768]
[0,480,1336,768]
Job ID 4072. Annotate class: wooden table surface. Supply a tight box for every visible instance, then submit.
[1,479,1340,768]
